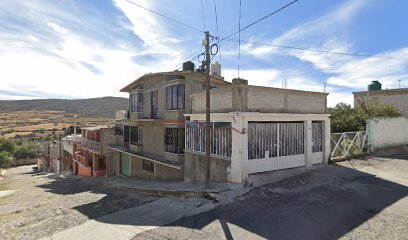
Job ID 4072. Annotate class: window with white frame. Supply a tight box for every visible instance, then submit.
[185,121,232,158]
[130,93,143,112]
[166,84,184,110]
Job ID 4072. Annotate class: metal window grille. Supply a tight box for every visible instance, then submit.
[142,159,154,173]
[312,121,323,152]
[185,121,232,158]
[114,125,123,136]
[164,128,185,154]
[248,122,304,160]
[130,126,142,146]
[165,84,185,110]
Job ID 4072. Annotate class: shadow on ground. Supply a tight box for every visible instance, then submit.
[31,158,408,240]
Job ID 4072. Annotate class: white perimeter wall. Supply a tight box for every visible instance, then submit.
[367,117,408,149]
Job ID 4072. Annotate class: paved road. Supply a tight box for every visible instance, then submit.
[0,165,158,240]
[136,154,408,240]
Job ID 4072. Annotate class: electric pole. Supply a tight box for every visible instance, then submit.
[204,31,211,189]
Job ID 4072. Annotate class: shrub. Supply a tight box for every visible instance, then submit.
[0,152,13,168]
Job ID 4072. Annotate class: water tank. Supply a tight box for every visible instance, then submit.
[211,61,222,76]
[182,61,195,71]
[367,81,382,91]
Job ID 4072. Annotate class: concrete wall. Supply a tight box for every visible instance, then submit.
[354,91,408,118]
[101,127,115,156]
[367,117,408,149]
[141,121,165,158]
[126,154,183,180]
[190,80,328,114]
[184,151,230,183]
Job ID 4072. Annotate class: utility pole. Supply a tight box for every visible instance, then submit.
[59,134,62,172]
[204,31,211,189]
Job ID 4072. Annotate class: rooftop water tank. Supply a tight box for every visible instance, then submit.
[368,81,382,91]
[182,61,195,71]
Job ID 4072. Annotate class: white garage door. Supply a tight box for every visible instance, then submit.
[248,122,305,174]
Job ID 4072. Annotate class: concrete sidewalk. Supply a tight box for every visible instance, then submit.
[41,197,216,240]
[92,176,244,197]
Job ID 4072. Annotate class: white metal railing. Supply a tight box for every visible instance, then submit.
[185,121,232,158]
[330,131,368,159]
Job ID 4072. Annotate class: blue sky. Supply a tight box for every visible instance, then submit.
[0,0,407,106]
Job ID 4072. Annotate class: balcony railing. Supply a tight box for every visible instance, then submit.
[81,138,101,152]
[116,110,129,120]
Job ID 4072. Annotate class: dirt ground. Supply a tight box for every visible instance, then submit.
[0,166,158,240]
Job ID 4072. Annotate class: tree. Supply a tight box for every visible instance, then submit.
[329,101,403,133]
[0,137,17,155]
[14,142,42,159]
[0,152,13,168]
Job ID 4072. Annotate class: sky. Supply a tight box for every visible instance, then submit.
[0,0,407,106]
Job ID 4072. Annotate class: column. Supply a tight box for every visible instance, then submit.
[230,115,249,183]
[304,120,313,167]
[323,118,331,163]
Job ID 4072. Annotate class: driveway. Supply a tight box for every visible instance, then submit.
[135,152,408,240]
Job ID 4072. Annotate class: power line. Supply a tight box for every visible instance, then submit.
[200,0,206,31]
[126,0,203,33]
[219,0,300,43]
[173,46,205,71]
[225,39,408,61]
[213,0,222,64]
[237,0,242,78]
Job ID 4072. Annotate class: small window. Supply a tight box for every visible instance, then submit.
[164,128,185,154]
[114,125,123,136]
[142,159,154,173]
[166,75,185,81]
[130,93,143,112]
[166,84,185,110]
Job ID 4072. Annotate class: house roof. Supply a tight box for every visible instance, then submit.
[120,71,227,92]
[353,88,408,95]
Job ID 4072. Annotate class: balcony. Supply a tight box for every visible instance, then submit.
[81,138,101,152]
[116,110,129,120]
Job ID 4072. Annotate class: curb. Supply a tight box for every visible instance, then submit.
[102,182,224,198]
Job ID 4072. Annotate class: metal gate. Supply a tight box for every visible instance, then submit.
[248,122,305,174]
[311,121,324,164]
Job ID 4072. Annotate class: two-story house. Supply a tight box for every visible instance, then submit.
[107,62,230,180]
[72,126,115,177]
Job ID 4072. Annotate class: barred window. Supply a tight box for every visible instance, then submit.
[185,121,232,157]
[130,126,142,146]
[166,84,184,110]
[142,159,154,173]
[130,93,143,112]
[164,128,185,154]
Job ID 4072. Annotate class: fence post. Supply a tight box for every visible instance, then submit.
[324,118,331,163]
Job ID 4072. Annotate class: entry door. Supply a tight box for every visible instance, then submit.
[248,122,305,174]
[311,121,324,164]
[120,153,130,176]
[124,125,130,148]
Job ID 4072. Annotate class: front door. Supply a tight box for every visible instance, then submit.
[120,153,130,176]
[124,125,130,148]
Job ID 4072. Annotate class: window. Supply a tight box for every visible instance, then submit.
[130,126,142,146]
[130,93,143,112]
[142,159,154,173]
[164,128,185,154]
[114,125,123,136]
[166,75,185,81]
[185,121,232,157]
[151,90,158,119]
[166,84,185,110]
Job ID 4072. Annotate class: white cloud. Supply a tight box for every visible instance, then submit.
[47,22,68,34]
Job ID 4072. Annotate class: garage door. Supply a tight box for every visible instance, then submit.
[248,122,305,174]
[120,153,131,176]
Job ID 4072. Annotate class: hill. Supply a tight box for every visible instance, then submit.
[0,97,128,118]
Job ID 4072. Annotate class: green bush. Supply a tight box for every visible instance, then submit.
[0,137,16,154]
[0,152,13,168]
[14,142,42,160]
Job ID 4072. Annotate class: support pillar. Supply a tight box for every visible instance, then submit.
[230,114,249,183]
[323,118,331,163]
[304,120,313,167]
